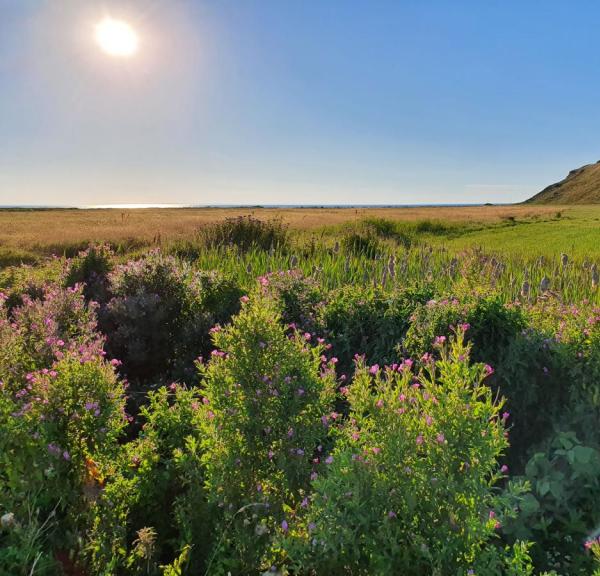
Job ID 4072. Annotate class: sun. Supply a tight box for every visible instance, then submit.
[95,17,139,58]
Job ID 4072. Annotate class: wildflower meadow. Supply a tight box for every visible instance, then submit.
[1,217,599,575]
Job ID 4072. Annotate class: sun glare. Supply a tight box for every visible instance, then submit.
[95,17,139,58]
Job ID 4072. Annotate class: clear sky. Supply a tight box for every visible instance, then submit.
[1,0,600,206]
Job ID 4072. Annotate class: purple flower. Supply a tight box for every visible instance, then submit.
[325,455,334,465]
[500,465,509,474]
[387,510,397,519]
[281,519,288,532]
[62,451,70,461]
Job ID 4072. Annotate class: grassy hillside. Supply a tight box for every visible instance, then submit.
[527,160,600,203]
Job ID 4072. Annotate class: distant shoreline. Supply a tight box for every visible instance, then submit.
[0,203,501,211]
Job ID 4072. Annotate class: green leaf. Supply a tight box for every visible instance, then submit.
[520,493,540,515]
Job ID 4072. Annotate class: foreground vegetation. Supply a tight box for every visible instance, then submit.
[1,215,600,575]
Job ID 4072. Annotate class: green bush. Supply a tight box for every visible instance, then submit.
[197,297,337,573]
[101,252,241,384]
[199,215,289,252]
[283,330,526,574]
[341,230,384,258]
[0,356,125,575]
[504,431,600,575]
[259,269,324,334]
[63,243,114,303]
[318,285,430,376]
[86,384,211,574]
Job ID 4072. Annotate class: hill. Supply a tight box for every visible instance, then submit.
[526,161,600,203]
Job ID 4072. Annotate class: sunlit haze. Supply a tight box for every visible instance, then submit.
[95,17,139,58]
[2,1,600,206]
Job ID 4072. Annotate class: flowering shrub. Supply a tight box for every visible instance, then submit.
[63,243,114,303]
[198,296,337,573]
[86,384,212,574]
[259,269,324,334]
[0,355,126,575]
[317,285,429,376]
[0,284,103,382]
[283,329,524,574]
[102,252,241,384]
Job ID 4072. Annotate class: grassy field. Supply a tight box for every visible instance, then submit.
[1,204,597,263]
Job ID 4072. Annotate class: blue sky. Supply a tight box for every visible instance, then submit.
[1,0,600,206]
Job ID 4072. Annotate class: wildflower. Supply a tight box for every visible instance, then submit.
[304,332,311,341]
[375,399,384,408]
[308,522,316,532]
[483,364,494,377]
[63,451,71,461]
[325,456,333,465]
[240,295,250,303]
[502,411,510,421]
[388,510,397,519]
[372,447,381,455]
[436,433,445,444]
[369,364,379,375]
[416,434,424,446]
[433,335,446,346]
[500,464,509,474]
[281,520,288,532]
[301,497,309,508]
[310,472,318,481]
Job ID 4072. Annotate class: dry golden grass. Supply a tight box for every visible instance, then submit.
[527,161,600,204]
[0,205,567,253]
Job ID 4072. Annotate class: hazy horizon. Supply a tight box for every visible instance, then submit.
[2,1,600,206]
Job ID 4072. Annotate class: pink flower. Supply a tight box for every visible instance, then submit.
[500,465,509,474]
[240,295,250,303]
[416,434,424,446]
[369,364,380,375]
[483,364,494,377]
[375,399,384,408]
[436,433,445,444]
